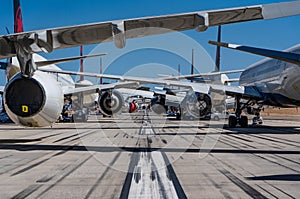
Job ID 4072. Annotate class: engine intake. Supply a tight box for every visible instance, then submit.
[5,76,45,117]
[181,92,212,119]
[98,90,124,116]
[4,71,63,127]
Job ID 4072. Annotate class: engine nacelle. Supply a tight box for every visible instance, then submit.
[98,90,124,116]
[180,92,212,119]
[150,94,167,114]
[3,71,64,127]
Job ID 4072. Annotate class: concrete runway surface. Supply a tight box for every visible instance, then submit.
[0,112,299,198]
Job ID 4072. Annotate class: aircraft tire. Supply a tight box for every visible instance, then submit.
[228,115,237,128]
[240,115,248,128]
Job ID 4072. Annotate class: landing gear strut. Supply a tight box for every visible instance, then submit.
[228,96,249,128]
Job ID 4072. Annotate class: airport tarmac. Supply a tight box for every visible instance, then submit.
[0,112,299,199]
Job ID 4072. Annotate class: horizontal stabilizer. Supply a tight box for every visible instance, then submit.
[35,53,107,67]
[209,41,300,66]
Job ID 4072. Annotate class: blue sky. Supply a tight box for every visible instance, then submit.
[0,0,299,84]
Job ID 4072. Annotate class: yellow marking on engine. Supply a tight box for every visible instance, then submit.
[22,105,28,113]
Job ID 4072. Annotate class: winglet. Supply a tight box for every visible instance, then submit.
[209,41,300,66]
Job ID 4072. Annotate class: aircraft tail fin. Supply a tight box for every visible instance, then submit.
[209,41,300,66]
[79,46,84,81]
[214,26,221,72]
[13,0,24,33]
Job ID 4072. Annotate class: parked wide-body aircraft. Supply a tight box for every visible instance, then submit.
[0,0,110,126]
[42,42,300,128]
[1,0,300,127]
[207,41,300,126]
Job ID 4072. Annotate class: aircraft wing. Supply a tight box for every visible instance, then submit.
[1,1,300,59]
[221,85,262,99]
[209,41,300,66]
[41,68,263,101]
[35,53,106,67]
[160,69,244,80]
[63,81,139,96]
[39,68,196,88]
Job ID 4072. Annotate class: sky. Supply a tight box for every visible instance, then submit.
[0,0,299,85]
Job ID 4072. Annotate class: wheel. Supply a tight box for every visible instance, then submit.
[176,112,181,120]
[228,115,237,128]
[152,104,166,115]
[239,115,248,128]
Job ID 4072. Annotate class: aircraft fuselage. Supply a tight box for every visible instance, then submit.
[239,44,300,107]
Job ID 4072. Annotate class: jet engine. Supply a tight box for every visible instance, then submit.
[180,92,212,119]
[150,94,167,114]
[98,90,124,116]
[3,71,64,127]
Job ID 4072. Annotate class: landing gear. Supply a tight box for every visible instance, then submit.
[228,96,249,128]
[228,115,248,128]
[240,115,248,128]
[228,115,237,128]
[252,113,263,125]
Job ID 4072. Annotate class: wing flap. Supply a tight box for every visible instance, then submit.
[208,7,262,26]
[51,22,113,49]
[125,14,204,37]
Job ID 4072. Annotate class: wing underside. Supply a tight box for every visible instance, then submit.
[1,1,300,59]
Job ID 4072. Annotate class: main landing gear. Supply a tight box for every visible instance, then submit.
[228,115,248,128]
[228,96,249,128]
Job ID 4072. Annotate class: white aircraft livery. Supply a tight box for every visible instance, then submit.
[1,0,300,127]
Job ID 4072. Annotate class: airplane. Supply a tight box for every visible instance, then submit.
[144,39,300,125]
[0,0,111,126]
[208,41,300,127]
[42,41,300,126]
[1,0,300,127]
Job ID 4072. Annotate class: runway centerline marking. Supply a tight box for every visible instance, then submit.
[120,111,187,199]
